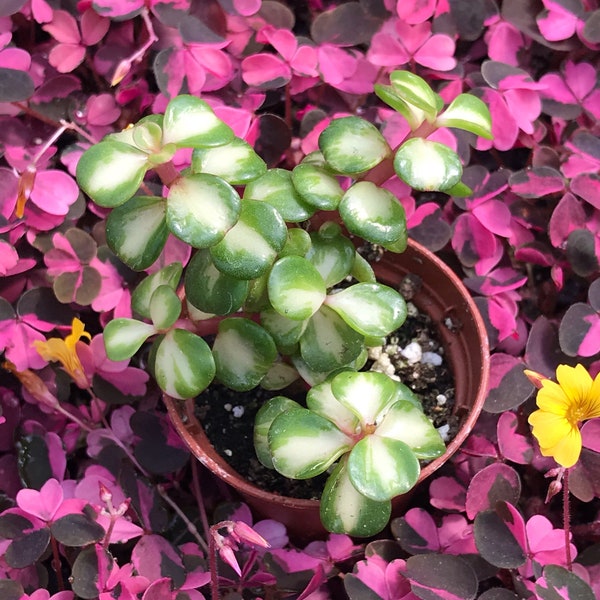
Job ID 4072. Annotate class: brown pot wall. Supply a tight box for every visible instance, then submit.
[164,238,490,540]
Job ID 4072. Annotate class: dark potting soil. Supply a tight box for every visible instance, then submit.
[194,275,457,501]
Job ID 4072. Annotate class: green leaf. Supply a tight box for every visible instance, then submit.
[300,305,364,372]
[260,307,307,354]
[394,138,462,192]
[339,181,407,247]
[291,163,344,210]
[306,377,360,435]
[184,249,249,315]
[132,120,164,153]
[279,227,312,258]
[320,458,391,537]
[268,256,326,320]
[149,285,181,330]
[325,282,407,337]
[105,195,168,270]
[348,435,420,501]
[166,173,241,248]
[210,199,287,280]
[445,180,473,197]
[306,229,355,287]
[103,318,156,361]
[260,361,299,390]
[319,117,390,174]
[254,396,302,468]
[77,141,149,207]
[436,93,493,139]
[374,83,426,130]
[162,94,234,148]
[269,407,352,478]
[375,401,446,459]
[132,262,183,319]
[351,251,376,283]
[191,137,267,184]
[212,318,277,391]
[244,168,314,222]
[390,70,441,122]
[154,329,215,399]
[330,370,399,426]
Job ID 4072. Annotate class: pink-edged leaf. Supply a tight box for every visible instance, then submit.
[464,267,528,296]
[95,513,144,544]
[406,554,478,600]
[0,240,18,275]
[477,90,518,151]
[486,21,525,65]
[241,53,291,88]
[396,0,437,23]
[466,463,521,520]
[395,508,441,554]
[0,320,47,370]
[185,46,233,92]
[437,515,476,555]
[80,8,110,46]
[563,61,596,101]
[42,10,80,44]
[92,0,145,19]
[212,105,253,139]
[451,213,503,274]
[473,503,527,569]
[429,476,467,512]
[559,303,600,357]
[497,412,534,464]
[297,564,327,600]
[581,420,600,452]
[472,199,513,237]
[571,173,600,210]
[132,534,185,588]
[29,169,79,215]
[549,192,588,247]
[503,89,542,135]
[509,166,565,198]
[142,577,173,600]
[483,353,533,413]
[414,34,457,71]
[16,478,63,522]
[48,43,86,73]
[0,47,31,71]
[46,432,68,482]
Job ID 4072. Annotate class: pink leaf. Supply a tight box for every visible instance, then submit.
[258,26,297,62]
[30,169,79,215]
[242,53,291,88]
[367,32,410,66]
[571,173,600,210]
[396,0,437,23]
[318,45,357,85]
[17,478,63,522]
[80,8,110,46]
[96,513,144,544]
[85,93,121,126]
[291,44,319,77]
[91,0,145,19]
[563,61,596,101]
[581,420,600,452]
[466,463,521,520]
[472,199,513,237]
[43,10,80,44]
[497,412,534,464]
[414,34,456,71]
[429,476,467,511]
[403,508,441,552]
[537,7,579,41]
[486,21,524,65]
[233,0,261,16]
[132,534,184,582]
[496,501,528,553]
[48,43,86,73]
[579,313,600,356]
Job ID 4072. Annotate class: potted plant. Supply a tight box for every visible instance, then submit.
[75,69,492,538]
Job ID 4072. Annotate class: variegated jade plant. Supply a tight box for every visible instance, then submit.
[255,370,446,536]
[75,70,491,535]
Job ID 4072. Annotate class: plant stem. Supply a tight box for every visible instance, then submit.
[50,534,65,590]
[192,459,212,543]
[563,467,573,571]
[208,528,221,600]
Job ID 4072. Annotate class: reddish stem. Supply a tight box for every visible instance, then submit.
[563,468,573,571]
[50,534,65,591]
[208,529,221,600]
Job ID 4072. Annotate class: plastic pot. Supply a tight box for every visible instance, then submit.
[164,238,490,540]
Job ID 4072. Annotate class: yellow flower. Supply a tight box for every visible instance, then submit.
[526,364,600,468]
[34,318,91,389]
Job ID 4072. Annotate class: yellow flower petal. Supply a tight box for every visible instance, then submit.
[557,363,592,403]
[539,426,582,468]
[529,410,571,447]
[536,380,570,416]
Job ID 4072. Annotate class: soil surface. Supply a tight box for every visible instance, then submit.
[194,277,457,500]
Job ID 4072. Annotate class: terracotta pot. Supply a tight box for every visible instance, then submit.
[164,238,490,540]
